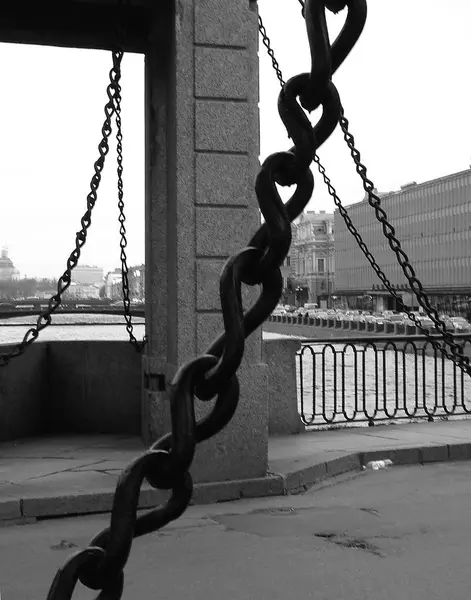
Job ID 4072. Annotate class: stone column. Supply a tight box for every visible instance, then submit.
[142,0,268,484]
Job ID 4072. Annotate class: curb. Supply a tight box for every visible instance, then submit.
[2,442,471,524]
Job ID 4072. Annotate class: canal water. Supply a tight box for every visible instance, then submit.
[297,342,471,426]
[0,314,147,343]
[1,317,470,426]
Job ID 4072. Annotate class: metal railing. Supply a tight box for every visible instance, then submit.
[297,334,471,427]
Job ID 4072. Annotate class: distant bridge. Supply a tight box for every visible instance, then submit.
[0,307,145,320]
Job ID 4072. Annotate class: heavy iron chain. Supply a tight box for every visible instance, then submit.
[260,3,470,376]
[114,77,148,352]
[46,2,365,598]
[0,52,125,368]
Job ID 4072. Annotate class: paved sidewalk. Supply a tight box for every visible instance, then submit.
[1,419,471,522]
[4,462,471,600]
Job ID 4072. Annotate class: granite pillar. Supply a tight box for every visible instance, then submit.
[142,0,268,483]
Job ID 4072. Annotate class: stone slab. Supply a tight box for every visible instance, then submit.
[195,153,249,206]
[194,0,251,47]
[0,458,104,484]
[3,428,471,521]
[0,497,21,520]
[195,47,248,99]
[195,101,249,153]
[196,206,256,257]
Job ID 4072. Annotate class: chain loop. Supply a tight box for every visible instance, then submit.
[0,51,124,369]
[339,110,470,372]
[113,74,148,352]
[0,49,147,367]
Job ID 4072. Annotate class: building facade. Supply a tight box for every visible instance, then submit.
[334,168,471,314]
[291,210,335,306]
[72,265,104,286]
[105,269,123,301]
[63,282,101,300]
[129,264,145,300]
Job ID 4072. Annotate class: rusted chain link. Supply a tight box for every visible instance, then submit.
[114,77,148,352]
[260,2,470,375]
[0,51,124,368]
[47,2,366,599]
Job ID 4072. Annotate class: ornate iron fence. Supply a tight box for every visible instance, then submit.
[297,335,471,426]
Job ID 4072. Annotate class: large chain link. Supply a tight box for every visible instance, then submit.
[47,2,365,598]
[0,52,124,368]
[114,78,148,352]
[261,2,470,376]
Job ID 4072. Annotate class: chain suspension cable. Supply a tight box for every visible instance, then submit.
[313,153,469,373]
[0,51,124,369]
[47,2,367,598]
[338,112,470,373]
[261,4,470,375]
[114,77,148,353]
[258,15,285,87]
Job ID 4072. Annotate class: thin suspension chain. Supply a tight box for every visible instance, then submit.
[338,112,470,372]
[259,6,470,375]
[258,15,285,87]
[0,52,125,368]
[47,3,366,598]
[114,78,148,353]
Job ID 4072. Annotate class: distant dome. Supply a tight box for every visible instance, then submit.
[0,256,14,269]
[0,247,20,280]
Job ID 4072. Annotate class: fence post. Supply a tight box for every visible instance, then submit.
[263,338,305,435]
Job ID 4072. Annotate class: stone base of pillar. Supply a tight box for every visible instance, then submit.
[142,360,268,484]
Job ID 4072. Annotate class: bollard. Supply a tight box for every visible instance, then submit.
[394,323,405,335]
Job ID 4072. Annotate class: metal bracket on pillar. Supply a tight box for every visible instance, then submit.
[144,372,166,392]
[142,356,167,392]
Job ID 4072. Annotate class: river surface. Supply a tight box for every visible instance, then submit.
[1,316,469,427]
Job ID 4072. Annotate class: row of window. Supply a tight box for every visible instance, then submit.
[336,258,471,289]
[336,210,471,240]
[335,229,471,254]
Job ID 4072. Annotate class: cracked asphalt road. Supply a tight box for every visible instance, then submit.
[2,462,471,600]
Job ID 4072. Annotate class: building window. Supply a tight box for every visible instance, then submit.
[286,256,290,267]
[318,258,325,273]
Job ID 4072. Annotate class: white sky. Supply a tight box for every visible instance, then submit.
[0,0,470,279]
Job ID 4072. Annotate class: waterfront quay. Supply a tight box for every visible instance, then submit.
[2,314,471,430]
[263,318,471,428]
